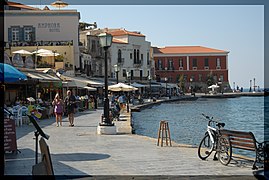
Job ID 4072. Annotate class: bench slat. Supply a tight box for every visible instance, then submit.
[231,144,256,151]
[229,141,256,149]
[229,137,256,143]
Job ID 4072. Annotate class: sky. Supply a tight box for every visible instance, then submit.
[15,2,265,89]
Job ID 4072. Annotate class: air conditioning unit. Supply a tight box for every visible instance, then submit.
[204,66,209,70]
[216,66,221,70]
[193,67,197,70]
[179,67,183,70]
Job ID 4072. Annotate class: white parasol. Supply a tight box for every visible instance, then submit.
[108,83,138,92]
[12,49,32,55]
[208,84,220,92]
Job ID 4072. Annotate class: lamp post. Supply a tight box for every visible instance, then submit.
[148,74,152,98]
[98,32,113,126]
[253,78,256,92]
[126,71,131,113]
[249,80,252,92]
[218,78,223,94]
[190,78,193,95]
[164,77,168,97]
[114,64,120,84]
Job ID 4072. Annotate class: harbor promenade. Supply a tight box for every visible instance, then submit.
[4,105,262,178]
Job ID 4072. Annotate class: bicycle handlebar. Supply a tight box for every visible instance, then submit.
[201,113,221,124]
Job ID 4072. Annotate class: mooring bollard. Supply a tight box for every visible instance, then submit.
[157,120,172,147]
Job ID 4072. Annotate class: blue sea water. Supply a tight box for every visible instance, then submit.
[132,96,265,148]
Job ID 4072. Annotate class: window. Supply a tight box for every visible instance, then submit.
[118,49,122,63]
[204,58,209,67]
[134,49,136,63]
[192,58,197,67]
[122,69,127,77]
[199,74,202,81]
[24,27,32,41]
[158,59,162,70]
[137,50,140,63]
[179,58,183,68]
[141,54,143,60]
[130,53,132,59]
[168,59,174,70]
[216,58,221,67]
[12,27,19,41]
[147,52,149,65]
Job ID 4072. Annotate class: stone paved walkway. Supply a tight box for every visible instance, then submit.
[4,108,260,178]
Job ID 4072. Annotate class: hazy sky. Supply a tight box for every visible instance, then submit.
[70,5,264,89]
[17,2,265,88]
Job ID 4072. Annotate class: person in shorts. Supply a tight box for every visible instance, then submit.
[52,93,64,127]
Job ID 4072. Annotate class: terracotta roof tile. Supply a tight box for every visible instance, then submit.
[7,1,39,10]
[157,46,229,54]
[112,38,128,44]
[109,29,145,37]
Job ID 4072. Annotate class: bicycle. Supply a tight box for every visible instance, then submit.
[198,113,232,165]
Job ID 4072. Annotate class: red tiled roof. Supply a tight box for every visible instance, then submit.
[112,38,128,44]
[109,29,145,37]
[7,1,39,10]
[156,46,229,54]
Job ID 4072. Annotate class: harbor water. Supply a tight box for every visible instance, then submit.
[132,96,265,156]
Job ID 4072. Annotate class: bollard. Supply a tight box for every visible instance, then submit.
[157,120,172,147]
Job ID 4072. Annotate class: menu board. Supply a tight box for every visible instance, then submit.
[4,118,17,152]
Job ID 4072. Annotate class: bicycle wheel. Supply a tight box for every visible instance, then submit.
[218,136,232,165]
[198,133,214,160]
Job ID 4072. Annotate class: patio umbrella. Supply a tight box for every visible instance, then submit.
[51,0,68,9]
[32,49,52,54]
[12,49,32,55]
[108,83,138,92]
[0,63,27,83]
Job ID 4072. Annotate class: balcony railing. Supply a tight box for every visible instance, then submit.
[8,40,73,47]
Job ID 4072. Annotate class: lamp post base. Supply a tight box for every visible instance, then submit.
[97,125,117,135]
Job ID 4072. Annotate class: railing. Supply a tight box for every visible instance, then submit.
[7,40,73,47]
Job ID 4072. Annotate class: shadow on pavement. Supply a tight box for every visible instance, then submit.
[51,153,110,162]
[5,148,110,175]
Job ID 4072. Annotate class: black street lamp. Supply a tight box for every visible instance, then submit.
[126,71,131,113]
[98,32,113,126]
[114,64,120,84]
[249,80,252,92]
[218,78,223,94]
[164,77,168,97]
[190,78,193,95]
[148,74,152,98]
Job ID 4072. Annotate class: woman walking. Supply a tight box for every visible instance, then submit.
[64,90,76,127]
[52,93,64,127]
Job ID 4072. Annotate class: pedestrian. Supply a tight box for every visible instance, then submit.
[64,90,76,127]
[52,93,63,127]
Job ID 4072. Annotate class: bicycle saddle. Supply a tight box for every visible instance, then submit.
[216,122,225,128]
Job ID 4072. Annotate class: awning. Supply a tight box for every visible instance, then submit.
[62,80,97,91]
[24,71,61,82]
[131,82,145,88]
[60,75,104,87]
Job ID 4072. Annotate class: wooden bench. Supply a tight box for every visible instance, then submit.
[220,129,268,169]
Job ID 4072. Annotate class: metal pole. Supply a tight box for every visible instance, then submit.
[116,71,119,84]
[253,78,256,92]
[102,47,111,125]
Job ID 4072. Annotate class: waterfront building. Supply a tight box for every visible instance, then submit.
[3,1,80,103]
[153,46,230,93]
[79,28,154,84]
[4,1,81,75]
